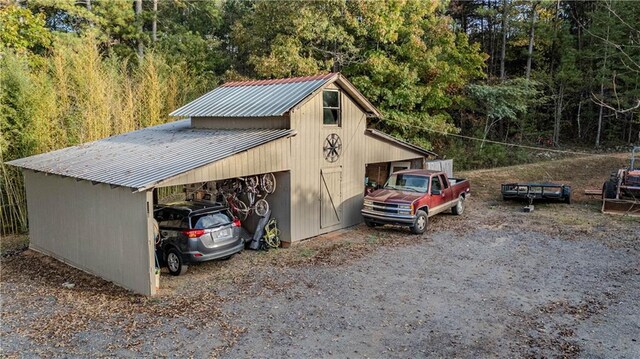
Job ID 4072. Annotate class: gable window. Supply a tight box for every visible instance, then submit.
[323,90,341,125]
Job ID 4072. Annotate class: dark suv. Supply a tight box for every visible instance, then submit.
[154,201,244,275]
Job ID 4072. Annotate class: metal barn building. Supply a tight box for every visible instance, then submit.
[8,73,439,295]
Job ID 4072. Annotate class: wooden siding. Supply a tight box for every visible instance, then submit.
[24,171,155,295]
[191,116,289,129]
[156,137,291,187]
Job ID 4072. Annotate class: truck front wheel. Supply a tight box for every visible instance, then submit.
[410,210,428,234]
[452,195,465,215]
[364,218,378,228]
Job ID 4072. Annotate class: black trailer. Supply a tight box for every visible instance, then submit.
[501,183,572,204]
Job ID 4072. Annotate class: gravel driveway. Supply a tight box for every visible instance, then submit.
[1,156,639,358]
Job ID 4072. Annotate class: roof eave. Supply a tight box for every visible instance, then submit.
[334,74,382,118]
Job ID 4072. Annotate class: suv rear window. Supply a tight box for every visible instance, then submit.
[191,211,232,229]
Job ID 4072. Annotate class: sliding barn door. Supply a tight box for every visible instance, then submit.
[320,167,342,228]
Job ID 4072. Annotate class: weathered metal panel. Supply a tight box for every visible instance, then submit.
[426,159,454,177]
[156,137,291,187]
[191,116,290,129]
[7,120,294,191]
[24,171,154,295]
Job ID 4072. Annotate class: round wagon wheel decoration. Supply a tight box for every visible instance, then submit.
[323,133,342,163]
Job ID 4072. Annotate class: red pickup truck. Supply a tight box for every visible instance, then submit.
[361,169,470,234]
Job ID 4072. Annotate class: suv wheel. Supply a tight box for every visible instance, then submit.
[166,248,188,276]
[410,210,428,234]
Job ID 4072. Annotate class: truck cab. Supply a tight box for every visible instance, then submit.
[361,169,470,234]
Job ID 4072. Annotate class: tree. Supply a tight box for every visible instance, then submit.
[467,78,544,148]
[230,0,486,148]
[0,4,52,55]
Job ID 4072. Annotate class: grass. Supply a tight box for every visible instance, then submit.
[460,153,629,202]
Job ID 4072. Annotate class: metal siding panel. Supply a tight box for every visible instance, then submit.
[365,135,426,164]
[24,171,153,295]
[156,137,291,187]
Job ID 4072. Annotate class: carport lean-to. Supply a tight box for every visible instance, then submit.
[8,73,442,295]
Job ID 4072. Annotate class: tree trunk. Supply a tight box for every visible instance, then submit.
[596,83,605,147]
[136,0,143,58]
[500,0,508,81]
[554,85,564,146]
[526,2,537,80]
[595,6,611,147]
[152,0,158,42]
[481,0,486,56]
[576,95,582,139]
[489,0,496,76]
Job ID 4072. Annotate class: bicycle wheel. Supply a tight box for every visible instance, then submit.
[254,198,269,217]
[264,232,280,248]
[261,173,276,194]
[247,175,259,190]
[232,198,249,220]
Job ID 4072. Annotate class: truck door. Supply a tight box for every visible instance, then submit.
[429,175,448,214]
[439,174,453,203]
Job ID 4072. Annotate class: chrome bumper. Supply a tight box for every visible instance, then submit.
[361,209,416,225]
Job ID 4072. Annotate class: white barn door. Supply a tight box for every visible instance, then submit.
[320,167,342,228]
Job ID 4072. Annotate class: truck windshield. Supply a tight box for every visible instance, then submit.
[384,174,428,193]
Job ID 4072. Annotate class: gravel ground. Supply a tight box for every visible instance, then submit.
[1,155,639,358]
[221,225,639,358]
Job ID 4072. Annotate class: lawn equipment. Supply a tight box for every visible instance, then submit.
[602,146,640,216]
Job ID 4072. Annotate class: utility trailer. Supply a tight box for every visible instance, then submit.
[602,147,640,216]
[501,183,572,204]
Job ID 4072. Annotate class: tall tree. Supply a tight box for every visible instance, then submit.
[500,0,508,80]
[525,1,538,80]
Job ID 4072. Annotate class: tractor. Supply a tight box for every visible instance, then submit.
[602,146,640,216]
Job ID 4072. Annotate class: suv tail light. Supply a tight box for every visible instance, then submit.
[181,229,205,238]
[232,219,241,227]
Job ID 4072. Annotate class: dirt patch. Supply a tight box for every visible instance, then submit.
[0,234,28,257]
[1,155,639,358]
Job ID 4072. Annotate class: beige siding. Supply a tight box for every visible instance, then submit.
[24,171,155,295]
[156,137,291,187]
[289,84,369,241]
[365,134,425,164]
[265,171,291,242]
[191,116,289,129]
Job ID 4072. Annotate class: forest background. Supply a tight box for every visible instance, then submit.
[1,0,639,234]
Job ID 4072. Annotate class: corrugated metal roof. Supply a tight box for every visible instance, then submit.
[170,73,337,118]
[366,129,439,158]
[7,120,295,191]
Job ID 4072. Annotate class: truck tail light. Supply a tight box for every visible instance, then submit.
[181,229,205,238]
[232,219,241,227]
